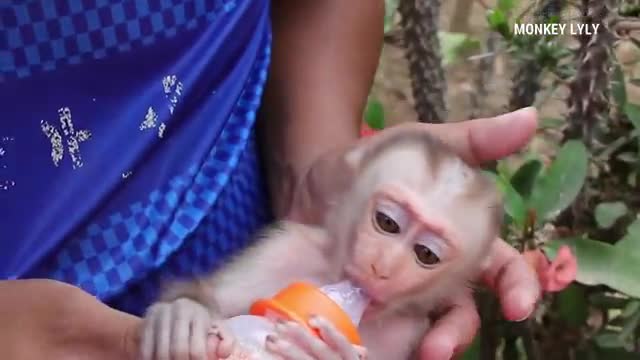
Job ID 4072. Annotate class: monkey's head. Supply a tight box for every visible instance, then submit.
[331,130,503,309]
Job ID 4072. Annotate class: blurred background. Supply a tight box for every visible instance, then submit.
[366,1,640,359]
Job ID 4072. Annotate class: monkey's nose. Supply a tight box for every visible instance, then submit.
[371,264,390,280]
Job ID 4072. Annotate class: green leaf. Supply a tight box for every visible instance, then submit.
[621,300,640,318]
[624,102,640,157]
[612,63,627,108]
[497,0,517,13]
[529,141,589,224]
[539,117,565,130]
[617,152,638,163]
[620,310,640,345]
[510,159,543,199]
[594,331,627,349]
[624,103,640,131]
[486,172,527,229]
[556,284,589,326]
[438,32,480,65]
[593,347,640,360]
[364,99,385,130]
[589,293,630,309]
[543,237,640,298]
[486,9,511,39]
[383,0,399,33]
[617,218,640,257]
[459,334,480,360]
[594,202,629,229]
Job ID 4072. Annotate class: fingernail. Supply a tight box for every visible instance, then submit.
[275,322,286,332]
[512,106,537,116]
[511,292,536,321]
[495,106,536,123]
[308,316,320,327]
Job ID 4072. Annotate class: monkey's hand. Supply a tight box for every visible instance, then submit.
[141,298,235,360]
[265,316,367,360]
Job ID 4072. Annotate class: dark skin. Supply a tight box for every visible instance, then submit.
[0,2,539,359]
[257,0,385,218]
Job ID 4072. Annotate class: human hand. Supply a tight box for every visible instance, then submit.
[286,107,541,360]
[0,279,141,360]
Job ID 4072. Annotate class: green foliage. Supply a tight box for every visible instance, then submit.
[494,141,589,232]
[595,202,629,229]
[556,284,589,327]
[529,141,589,225]
[612,63,628,108]
[509,159,543,199]
[383,0,399,34]
[373,0,640,356]
[624,103,640,132]
[543,236,640,298]
[487,171,527,229]
[459,335,481,360]
[486,8,511,40]
[539,117,565,130]
[438,32,481,65]
[497,0,518,13]
[617,219,640,257]
[363,98,386,130]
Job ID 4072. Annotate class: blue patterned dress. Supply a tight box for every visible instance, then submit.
[0,0,274,316]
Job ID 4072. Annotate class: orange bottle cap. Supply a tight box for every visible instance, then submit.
[249,282,362,345]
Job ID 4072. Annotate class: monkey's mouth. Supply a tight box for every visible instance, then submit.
[344,265,386,305]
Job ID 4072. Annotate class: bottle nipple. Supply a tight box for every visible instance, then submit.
[248,281,370,345]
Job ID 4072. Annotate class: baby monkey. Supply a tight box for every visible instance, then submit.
[141,130,503,360]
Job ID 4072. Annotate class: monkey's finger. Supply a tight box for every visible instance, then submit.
[417,296,479,360]
[273,320,338,359]
[309,315,360,360]
[481,239,541,321]
[265,334,317,360]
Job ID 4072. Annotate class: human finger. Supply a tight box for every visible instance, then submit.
[418,294,480,360]
[482,239,541,321]
[368,107,538,166]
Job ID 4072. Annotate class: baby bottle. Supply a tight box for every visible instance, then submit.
[222,280,370,359]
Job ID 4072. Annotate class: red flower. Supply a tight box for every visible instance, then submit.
[360,122,378,138]
[523,245,578,293]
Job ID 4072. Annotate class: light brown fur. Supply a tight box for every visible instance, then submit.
[141,131,503,360]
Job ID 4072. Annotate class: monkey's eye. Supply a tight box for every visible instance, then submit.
[375,211,401,234]
[414,232,445,267]
[373,200,408,235]
[413,244,440,266]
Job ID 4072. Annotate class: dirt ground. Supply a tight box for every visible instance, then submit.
[370,0,640,135]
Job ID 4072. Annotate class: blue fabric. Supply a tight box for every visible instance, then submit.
[0,0,273,315]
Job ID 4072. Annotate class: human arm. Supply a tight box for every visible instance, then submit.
[256,0,385,220]
[0,279,141,360]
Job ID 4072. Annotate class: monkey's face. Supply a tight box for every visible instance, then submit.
[340,137,502,306]
[343,182,498,306]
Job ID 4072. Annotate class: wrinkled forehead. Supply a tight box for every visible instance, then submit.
[366,143,476,200]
